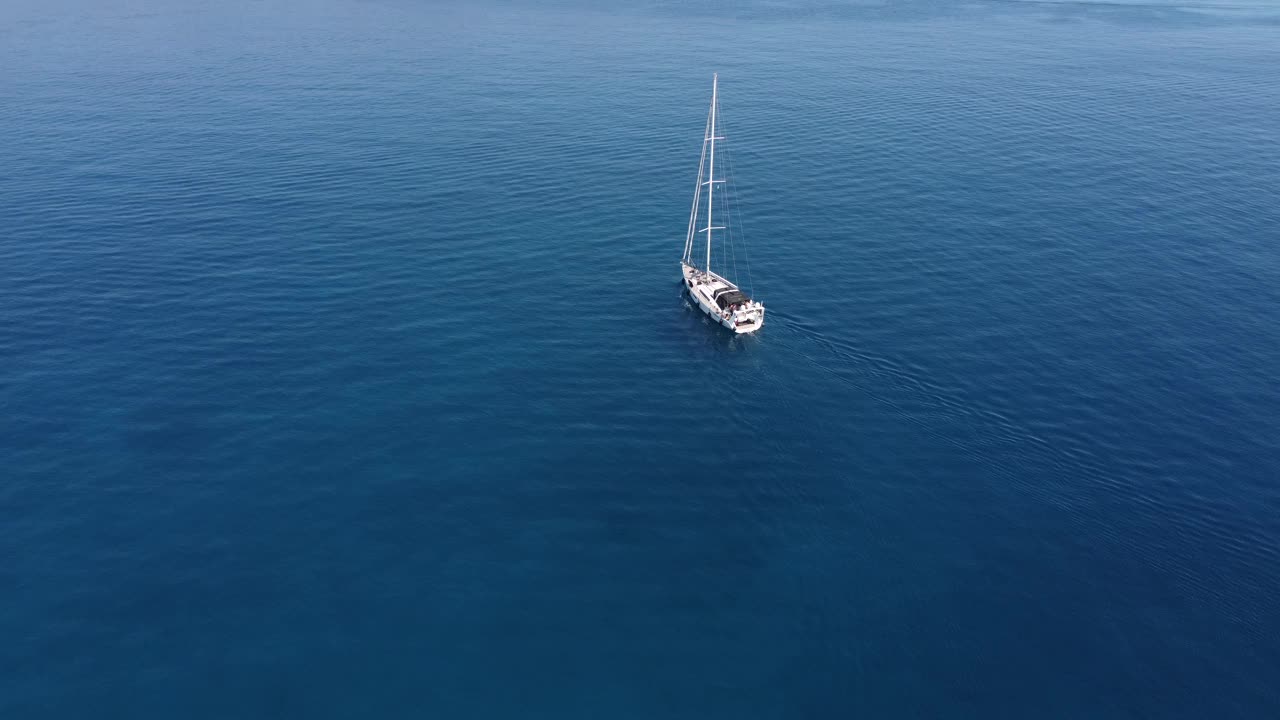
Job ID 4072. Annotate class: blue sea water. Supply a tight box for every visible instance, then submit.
[3,0,1280,716]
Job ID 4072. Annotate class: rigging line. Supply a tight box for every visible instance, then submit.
[713,92,741,288]
[727,150,747,285]
[723,201,733,278]
[713,86,724,275]
[686,104,712,264]
[723,181,734,280]
[728,157,753,297]
[716,180,724,274]
[723,101,732,281]
[717,112,756,298]
[684,104,712,264]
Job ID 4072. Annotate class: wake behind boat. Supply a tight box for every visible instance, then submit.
[680,74,765,334]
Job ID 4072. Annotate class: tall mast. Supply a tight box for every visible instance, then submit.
[705,73,718,273]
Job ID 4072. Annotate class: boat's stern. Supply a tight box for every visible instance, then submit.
[731,304,765,333]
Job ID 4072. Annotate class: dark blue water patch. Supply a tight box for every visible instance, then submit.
[2,0,1280,717]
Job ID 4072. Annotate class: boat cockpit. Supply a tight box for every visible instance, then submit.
[714,289,749,310]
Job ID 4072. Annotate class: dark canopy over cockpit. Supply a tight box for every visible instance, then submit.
[715,289,749,310]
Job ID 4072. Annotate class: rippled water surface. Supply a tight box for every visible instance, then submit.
[3,0,1280,716]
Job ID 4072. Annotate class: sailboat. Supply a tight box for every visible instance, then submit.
[680,73,765,334]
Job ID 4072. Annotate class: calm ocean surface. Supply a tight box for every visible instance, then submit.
[3,0,1280,716]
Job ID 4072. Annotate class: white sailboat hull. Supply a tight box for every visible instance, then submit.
[682,263,764,334]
